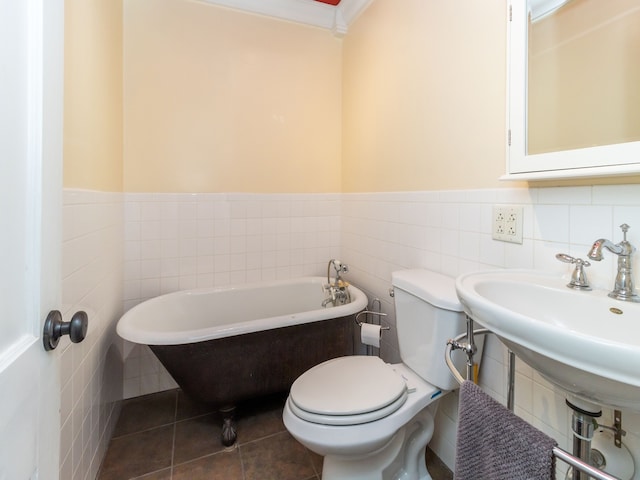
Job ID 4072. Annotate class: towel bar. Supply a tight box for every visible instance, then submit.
[553,446,619,480]
[445,333,620,480]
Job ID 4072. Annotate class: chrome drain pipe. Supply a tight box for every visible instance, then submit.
[566,400,601,480]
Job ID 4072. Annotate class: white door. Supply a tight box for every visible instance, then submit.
[0,0,64,478]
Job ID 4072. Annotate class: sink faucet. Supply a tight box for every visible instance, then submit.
[555,253,591,290]
[587,223,640,302]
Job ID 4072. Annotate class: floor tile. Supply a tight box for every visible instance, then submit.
[308,449,323,476]
[99,388,453,480]
[173,413,226,464]
[241,431,317,480]
[113,390,177,437]
[172,450,243,480]
[237,395,287,445]
[98,425,174,480]
[131,468,172,480]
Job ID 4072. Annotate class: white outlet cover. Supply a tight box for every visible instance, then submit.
[492,205,523,244]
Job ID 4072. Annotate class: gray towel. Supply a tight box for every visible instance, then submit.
[454,381,557,480]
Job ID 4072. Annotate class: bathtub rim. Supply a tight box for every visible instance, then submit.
[117,276,368,345]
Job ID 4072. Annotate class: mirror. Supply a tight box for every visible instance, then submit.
[528,0,640,155]
[505,0,640,180]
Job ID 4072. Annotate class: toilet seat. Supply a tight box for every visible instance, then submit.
[289,356,408,426]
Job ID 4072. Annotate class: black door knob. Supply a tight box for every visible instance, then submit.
[43,310,88,351]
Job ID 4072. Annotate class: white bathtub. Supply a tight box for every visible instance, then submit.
[116,276,368,446]
[117,276,367,345]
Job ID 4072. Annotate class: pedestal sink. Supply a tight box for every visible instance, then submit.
[455,269,640,412]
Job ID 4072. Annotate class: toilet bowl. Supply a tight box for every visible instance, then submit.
[283,269,476,480]
[283,358,441,474]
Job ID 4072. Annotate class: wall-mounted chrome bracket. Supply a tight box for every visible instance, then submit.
[354,310,389,329]
[445,315,490,384]
[614,410,624,448]
[596,410,626,448]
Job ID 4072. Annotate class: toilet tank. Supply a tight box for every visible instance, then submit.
[391,269,470,391]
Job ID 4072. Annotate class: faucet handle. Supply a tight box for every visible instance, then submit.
[617,224,636,255]
[620,223,630,240]
[556,253,590,267]
[556,253,592,290]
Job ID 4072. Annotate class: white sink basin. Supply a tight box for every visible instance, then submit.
[456,269,640,412]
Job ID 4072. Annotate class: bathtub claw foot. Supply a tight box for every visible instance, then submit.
[220,407,237,447]
[221,418,237,446]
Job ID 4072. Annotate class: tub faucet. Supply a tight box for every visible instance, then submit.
[327,259,348,286]
[587,223,640,302]
[324,259,351,307]
[321,296,335,307]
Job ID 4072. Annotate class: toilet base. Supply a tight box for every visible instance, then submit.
[321,407,435,480]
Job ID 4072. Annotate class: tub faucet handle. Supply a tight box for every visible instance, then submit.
[556,253,591,290]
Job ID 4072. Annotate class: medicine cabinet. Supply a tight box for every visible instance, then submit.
[504,0,640,180]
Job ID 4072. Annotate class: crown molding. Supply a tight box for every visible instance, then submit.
[195,0,373,36]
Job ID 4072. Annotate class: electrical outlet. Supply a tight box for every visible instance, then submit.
[492,205,523,244]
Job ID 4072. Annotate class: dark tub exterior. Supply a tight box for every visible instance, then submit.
[150,313,356,407]
[117,276,367,445]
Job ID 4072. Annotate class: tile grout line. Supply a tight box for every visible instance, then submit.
[304,448,321,480]
[170,391,179,479]
[238,429,288,447]
[237,442,247,480]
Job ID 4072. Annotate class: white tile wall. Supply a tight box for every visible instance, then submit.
[60,190,124,480]
[114,185,640,478]
[121,192,342,398]
[341,185,640,477]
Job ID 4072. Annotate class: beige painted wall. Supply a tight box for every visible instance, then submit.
[123,0,342,193]
[341,0,508,192]
[64,0,123,191]
[528,0,640,154]
[63,0,639,194]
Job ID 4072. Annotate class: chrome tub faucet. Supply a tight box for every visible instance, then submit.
[327,259,348,287]
[323,259,351,307]
[587,223,640,302]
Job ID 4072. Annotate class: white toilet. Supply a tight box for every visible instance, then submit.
[283,269,473,480]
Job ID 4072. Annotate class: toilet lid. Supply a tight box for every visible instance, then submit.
[289,356,408,425]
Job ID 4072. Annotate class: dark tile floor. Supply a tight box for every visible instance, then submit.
[98,389,453,480]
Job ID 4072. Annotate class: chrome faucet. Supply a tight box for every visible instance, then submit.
[321,296,335,307]
[587,224,640,302]
[327,259,348,287]
[323,259,351,307]
[555,253,591,290]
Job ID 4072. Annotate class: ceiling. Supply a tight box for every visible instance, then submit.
[197,0,371,36]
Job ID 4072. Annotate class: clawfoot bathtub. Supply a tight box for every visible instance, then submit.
[117,276,367,445]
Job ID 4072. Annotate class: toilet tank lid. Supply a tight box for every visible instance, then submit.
[391,269,462,312]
